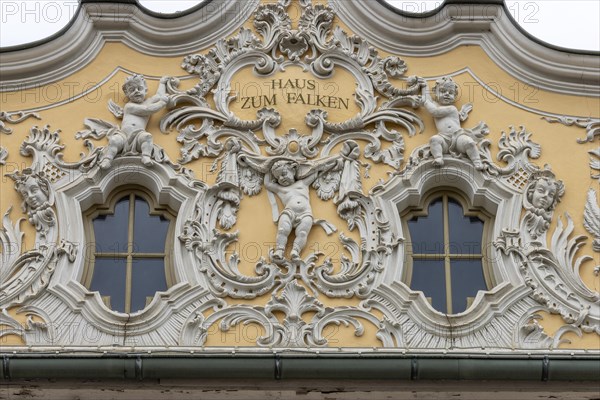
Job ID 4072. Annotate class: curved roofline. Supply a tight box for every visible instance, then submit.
[0,0,259,91]
[0,0,214,53]
[0,3,83,53]
[331,0,599,97]
[0,0,598,97]
[375,0,599,55]
[1,0,598,55]
[98,0,211,19]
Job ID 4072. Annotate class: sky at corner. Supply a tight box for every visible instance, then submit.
[0,1,598,51]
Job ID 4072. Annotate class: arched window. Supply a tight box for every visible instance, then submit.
[402,193,492,314]
[83,189,175,314]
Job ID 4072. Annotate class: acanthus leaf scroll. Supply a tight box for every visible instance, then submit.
[1,134,77,310]
[157,1,427,310]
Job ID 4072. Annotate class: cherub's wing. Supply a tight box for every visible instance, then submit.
[459,103,473,121]
[583,189,600,252]
[239,165,263,196]
[108,99,124,119]
[75,118,118,140]
[312,169,342,201]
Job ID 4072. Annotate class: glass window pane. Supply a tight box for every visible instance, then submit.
[132,197,170,253]
[450,259,486,314]
[130,257,167,313]
[447,199,483,255]
[410,259,446,313]
[92,196,129,254]
[90,257,127,313]
[407,198,444,254]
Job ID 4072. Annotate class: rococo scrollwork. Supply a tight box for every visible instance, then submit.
[0,110,41,135]
[0,0,598,350]
[543,115,600,144]
[0,110,41,165]
[1,167,76,312]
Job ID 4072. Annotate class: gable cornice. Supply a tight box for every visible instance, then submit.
[1,0,598,97]
[0,0,259,91]
[331,0,600,97]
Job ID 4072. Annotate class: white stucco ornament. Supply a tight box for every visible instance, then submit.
[521,164,565,240]
[0,110,41,165]
[419,76,488,170]
[543,116,600,144]
[7,168,56,238]
[74,75,183,172]
[1,166,76,313]
[584,189,600,254]
[0,0,598,350]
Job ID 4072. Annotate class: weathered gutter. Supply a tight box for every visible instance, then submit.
[2,354,598,381]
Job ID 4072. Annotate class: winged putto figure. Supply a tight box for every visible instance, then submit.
[77,75,171,169]
[237,152,344,261]
[418,76,489,170]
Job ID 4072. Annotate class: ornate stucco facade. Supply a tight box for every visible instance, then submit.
[0,0,598,393]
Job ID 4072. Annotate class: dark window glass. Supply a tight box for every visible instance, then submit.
[450,259,486,314]
[131,258,168,313]
[90,257,127,313]
[406,198,444,254]
[410,259,446,312]
[92,196,129,253]
[89,194,170,314]
[407,195,488,314]
[133,197,169,253]
[447,199,483,255]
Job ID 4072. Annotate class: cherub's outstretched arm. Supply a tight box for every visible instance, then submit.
[301,170,319,186]
[419,77,432,101]
[126,101,166,116]
[153,76,171,99]
[156,77,169,97]
[146,77,170,107]
[128,78,169,115]
[264,172,278,193]
[299,158,340,185]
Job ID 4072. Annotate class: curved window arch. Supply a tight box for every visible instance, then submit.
[402,191,494,314]
[83,188,176,314]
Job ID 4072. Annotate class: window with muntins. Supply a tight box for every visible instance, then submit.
[84,191,173,313]
[404,193,490,314]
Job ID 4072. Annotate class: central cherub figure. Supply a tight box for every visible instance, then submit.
[235,141,361,262]
[256,157,340,261]
[265,160,319,260]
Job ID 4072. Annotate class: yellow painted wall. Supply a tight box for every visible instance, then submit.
[1,0,598,349]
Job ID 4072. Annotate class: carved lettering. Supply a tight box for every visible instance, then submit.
[271,79,316,90]
[237,79,350,111]
[286,92,349,110]
[241,94,277,109]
